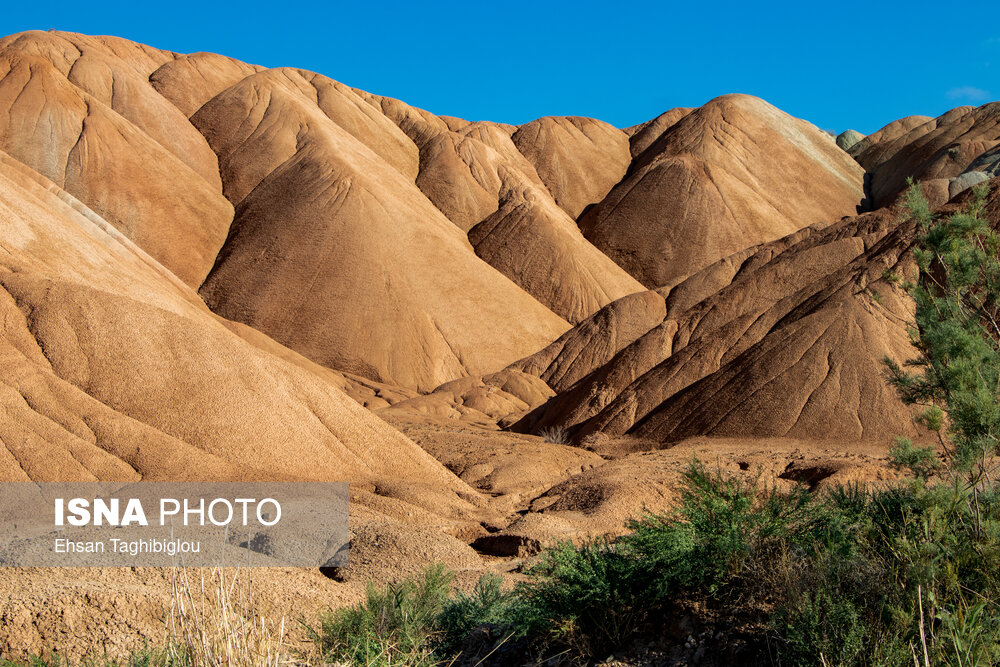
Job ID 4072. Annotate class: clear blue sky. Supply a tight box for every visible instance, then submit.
[3,0,998,134]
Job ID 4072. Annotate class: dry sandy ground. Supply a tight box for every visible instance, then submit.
[0,417,909,660]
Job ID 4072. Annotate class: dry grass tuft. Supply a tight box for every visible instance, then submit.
[537,426,570,446]
[166,566,290,667]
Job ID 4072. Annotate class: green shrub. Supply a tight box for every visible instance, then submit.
[437,573,520,654]
[885,181,1000,471]
[308,563,453,667]
[514,537,645,657]
[625,463,819,598]
[888,436,939,479]
[773,588,867,667]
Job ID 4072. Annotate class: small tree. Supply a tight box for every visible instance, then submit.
[885,180,999,475]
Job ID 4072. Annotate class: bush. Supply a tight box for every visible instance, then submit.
[502,455,1000,664]
[885,181,1000,471]
[308,564,453,667]
[514,538,645,657]
[774,588,868,667]
[888,436,939,479]
[626,464,820,598]
[437,573,519,655]
[537,426,569,445]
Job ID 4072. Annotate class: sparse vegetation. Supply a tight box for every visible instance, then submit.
[307,564,453,667]
[0,648,189,667]
[3,566,286,667]
[883,269,902,284]
[11,470,1000,665]
[297,459,1000,666]
[165,566,286,667]
[888,435,939,478]
[885,182,1000,469]
[537,426,570,445]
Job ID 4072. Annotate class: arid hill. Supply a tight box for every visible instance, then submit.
[189,67,576,390]
[0,28,999,659]
[0,32,233,287]
[852,103,1000,208]
[579,94,867,287]
[511,206,920,443]
[0,150,463,487]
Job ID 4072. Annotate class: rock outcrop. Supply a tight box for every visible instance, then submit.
[836,129,865,151]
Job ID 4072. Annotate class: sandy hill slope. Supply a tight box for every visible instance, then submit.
[579,94,866,288]
[190,67,570,391]
[847,115,933,165]
[149,50,264,117]
[509,180,998,446]
[0,148,476,489]
[510,115,631,218]
[0,31,234,287]
[0,29,640,392]
[0,31,878,394]
[624,107,694,157]
[0,142,499,637]
[353,93,646,323]
[851,103,1000,208]
[512,205,924,443]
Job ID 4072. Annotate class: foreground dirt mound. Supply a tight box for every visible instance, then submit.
[579,94,865,287]
[469,434,903,556]
[510,289,670,394]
